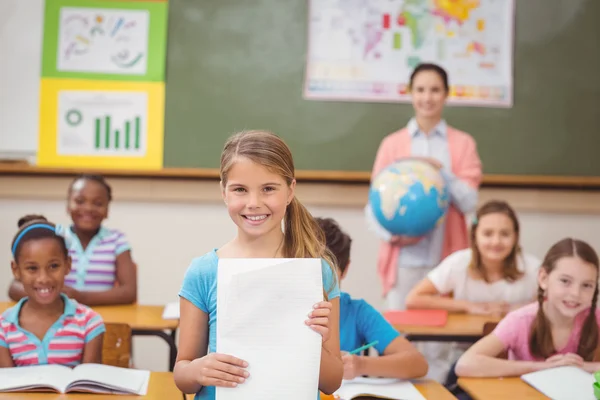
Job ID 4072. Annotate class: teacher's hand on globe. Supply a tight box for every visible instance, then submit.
[390,235,423,246]
[408,156,443,170]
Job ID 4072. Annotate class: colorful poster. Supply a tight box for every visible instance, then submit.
[37,0,168,170]
[304,0,515,107]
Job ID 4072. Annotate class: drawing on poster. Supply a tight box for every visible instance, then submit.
[305,0,514,107]
[57,90,148,156]
[57,7,149,75]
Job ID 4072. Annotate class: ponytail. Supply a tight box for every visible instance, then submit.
[529,287,555,359]
[577,286,599,361]
[284,197,338,299]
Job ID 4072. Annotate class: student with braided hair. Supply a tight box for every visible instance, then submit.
[8,174,137,306]
[456,238,600,377]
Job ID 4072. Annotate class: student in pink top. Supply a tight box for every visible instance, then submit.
[365,63,482,310]
[456,238,600,378]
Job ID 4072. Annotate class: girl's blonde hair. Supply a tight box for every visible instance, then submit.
[220,130,337,297]
[529,238,599,361]
[468,200,523,282]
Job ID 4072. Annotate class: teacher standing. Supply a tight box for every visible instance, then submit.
[366,63,483,311]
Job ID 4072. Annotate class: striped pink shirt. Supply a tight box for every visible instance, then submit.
[0,294,105,366]
[65,226,131,291]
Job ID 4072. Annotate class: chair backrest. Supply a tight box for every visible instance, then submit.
[482,321,508,359]
[102,323,132,368]
[482,322,498,336]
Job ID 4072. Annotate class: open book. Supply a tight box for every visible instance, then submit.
[521,366,595,400]
[0,363,150,395]
[333,377,426,400]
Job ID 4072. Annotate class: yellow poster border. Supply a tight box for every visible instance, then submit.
[37,78,164,170]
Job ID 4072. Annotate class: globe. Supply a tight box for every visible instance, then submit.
[369,159,450,237]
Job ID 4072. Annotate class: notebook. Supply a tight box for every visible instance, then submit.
[521,365,595,400]
[333,377,426,400]
[0,363,150,395]
[162,301,180,319]
[383,309,448,327]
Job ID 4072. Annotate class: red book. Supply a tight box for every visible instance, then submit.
[384,309,448,327]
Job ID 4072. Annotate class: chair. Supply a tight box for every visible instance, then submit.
[102,323,132,368]
[482,322,498,336]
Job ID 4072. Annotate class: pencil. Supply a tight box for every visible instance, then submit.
[349,340,379,355]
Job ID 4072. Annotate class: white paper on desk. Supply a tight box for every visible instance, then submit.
[334,377,426,400]
[216,258,323,400]
[162,301,179,319]
[521,365,595,400]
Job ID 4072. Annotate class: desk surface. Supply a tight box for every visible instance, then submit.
[0,302,178,331]
[413,379,457,399]
[0,372,181,400]
[458,377,549,400]
[394,313,502,336]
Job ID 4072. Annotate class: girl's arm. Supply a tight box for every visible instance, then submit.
[354,336,428,379]
[81,334,104,364]
[71,251,137,306]
[317,297,343,395]
[405,278,471,312]
[455,334,546,377]
[174,298,248,394]
[7,279,26,302]
[0,346,14,368]
[174,298,208,394]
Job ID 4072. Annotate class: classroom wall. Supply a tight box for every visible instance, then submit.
[1,176,600,372]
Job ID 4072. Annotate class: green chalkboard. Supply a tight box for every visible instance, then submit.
[163,0,600,178]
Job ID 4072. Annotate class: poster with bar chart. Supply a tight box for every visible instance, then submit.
[57,90,147,156]
[37,78,164,169]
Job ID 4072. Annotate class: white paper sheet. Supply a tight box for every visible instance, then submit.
[334,377,426,400]
[162,301,180,319]
[216,258,323,400]
[521,366,595,400]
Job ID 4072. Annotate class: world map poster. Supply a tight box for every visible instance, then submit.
[304,0,515,107]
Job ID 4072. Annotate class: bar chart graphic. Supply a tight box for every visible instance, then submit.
[57,90,147,156]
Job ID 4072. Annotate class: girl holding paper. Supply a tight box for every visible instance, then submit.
[173,131,343,399]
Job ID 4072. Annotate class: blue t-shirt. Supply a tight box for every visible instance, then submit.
[179,249,340,400]
[339,292,400,355]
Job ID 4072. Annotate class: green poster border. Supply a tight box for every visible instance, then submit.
[42,0,168,82]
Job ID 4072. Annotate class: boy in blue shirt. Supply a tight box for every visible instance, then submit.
[316,217,428,380]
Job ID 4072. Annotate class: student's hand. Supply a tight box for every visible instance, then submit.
[390,235,423,246]
[306,301,332,343]
[341,351,363,380]
[191,353,249,388]
[545,353,584,368]
[466,302,509,316]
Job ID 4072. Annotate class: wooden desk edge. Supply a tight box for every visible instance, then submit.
[2,164,600,189]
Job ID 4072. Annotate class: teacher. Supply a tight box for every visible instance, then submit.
[366,63,483,310]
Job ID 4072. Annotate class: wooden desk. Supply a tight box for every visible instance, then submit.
[0,372,182,399]
[413,379,457,399]
[458,377,549,400]
[0,302,179,371]
[319,380,455,400]
[394,313,502,343]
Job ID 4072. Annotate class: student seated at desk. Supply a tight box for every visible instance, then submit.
[316,217,428,380]
[456,238,600,378]
[406,200,540,315]
[8,174,137,306]
[405,200,540,383]
[0,216,105,368]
